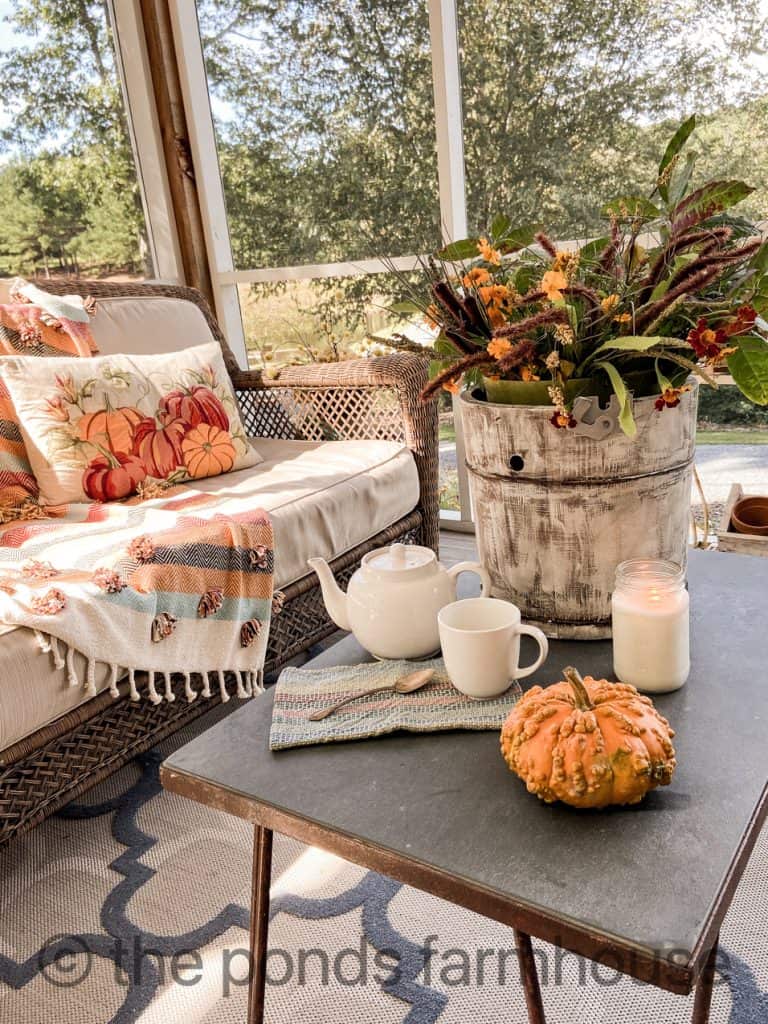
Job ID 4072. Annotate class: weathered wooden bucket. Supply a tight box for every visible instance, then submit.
[460,386,698,638]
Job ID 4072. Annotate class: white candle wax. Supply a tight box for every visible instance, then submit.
[612,584,690,693]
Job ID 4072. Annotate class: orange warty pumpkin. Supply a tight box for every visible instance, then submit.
[77,405,144,455]
[500,667,676,809]
[181,424,236,479]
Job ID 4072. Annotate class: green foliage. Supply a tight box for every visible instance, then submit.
[698,384,768,426]
[657,114,696,202]
[595,361,636,436]
[727,337,768,405]
[409,115,768,434]
[0,1,149,276]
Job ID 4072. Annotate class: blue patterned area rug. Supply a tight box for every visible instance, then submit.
[0,702,766,1024]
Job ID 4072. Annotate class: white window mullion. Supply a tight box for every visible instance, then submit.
[167,1,248,366]
[108,0,183,282]
[428,0,473,529]
[427,0,468,243]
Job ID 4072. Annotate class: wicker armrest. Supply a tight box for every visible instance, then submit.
[230,356,439,551]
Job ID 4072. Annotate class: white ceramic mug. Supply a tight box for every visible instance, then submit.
[437,598,549,699]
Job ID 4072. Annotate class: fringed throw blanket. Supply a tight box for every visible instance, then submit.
[0,482,275,705]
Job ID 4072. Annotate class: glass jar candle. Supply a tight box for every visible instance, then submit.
[611,559,690,693]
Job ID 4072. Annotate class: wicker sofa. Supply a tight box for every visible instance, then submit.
[0,280,438,845]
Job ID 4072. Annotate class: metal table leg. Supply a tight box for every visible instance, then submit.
[248,824,273,1024]
[514,929,546,1024]
[691,937,719,1024]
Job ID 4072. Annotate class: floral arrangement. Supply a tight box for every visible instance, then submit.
[393,116,768,435]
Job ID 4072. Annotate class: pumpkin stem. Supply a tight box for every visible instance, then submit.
[564,666,594,710]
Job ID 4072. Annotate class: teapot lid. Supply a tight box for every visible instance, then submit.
[364,543,436,574]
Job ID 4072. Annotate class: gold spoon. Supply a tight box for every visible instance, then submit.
[308,667,435,721]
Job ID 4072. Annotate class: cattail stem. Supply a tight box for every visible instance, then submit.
[420,351,495,402]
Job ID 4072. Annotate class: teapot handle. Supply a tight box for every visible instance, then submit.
[447,561,491,599]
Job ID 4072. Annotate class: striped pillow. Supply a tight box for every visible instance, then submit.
[0,303,98,522]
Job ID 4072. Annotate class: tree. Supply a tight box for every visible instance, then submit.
[0,0,149,276]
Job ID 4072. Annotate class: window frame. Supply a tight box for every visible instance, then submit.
[152,0,474,527]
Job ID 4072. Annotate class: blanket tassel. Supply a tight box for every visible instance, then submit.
[50,636,65,670]
[146,670,163,706]
[183,671,197,702]
[236,670,248,699]
[34,629,52,654]
[201,671,212,699]
[85,658,97,697]
[217,669,230,704]
[108,663,120,699]
[254,668,265,695]
[163,672,175,703]
[65,646,78,688]
[128,669,140,702]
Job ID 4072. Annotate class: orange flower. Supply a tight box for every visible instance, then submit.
[423,303,441,329]
[442,378,461,395]
[520,365,541,382]
[477,237,501,265]
[550,410,577,429]
[541,270,568,302]
[462,267,491,288]
[487,307,506,328]
[654,384,692,411]
[600,293,620,314]
[613,312,632,326]
[479,283,515,309]
[487,337,513,360]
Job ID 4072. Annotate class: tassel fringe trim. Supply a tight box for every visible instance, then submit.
[34,632,265,705]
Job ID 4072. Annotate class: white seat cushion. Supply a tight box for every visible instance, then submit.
[0,438,419,752]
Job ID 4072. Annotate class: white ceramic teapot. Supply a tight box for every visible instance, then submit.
[308,543,490,660]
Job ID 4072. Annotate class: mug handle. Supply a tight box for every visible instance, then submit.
[512,624,549,680]
[447,561,491,598]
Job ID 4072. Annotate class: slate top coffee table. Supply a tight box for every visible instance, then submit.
[160,549,768,1024]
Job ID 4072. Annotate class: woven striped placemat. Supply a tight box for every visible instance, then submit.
[269,658,520,750]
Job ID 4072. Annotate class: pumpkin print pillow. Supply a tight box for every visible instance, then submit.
[0,300,99,522]
[0,341,262,506]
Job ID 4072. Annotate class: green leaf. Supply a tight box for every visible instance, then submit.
[388,300,422,315]
[434,335,461,356]
[496,224,537,254]
[490,214,511,241]
[654,358,672,394]
[596,361,636,436]
[593,335,666,355]
[428,358,453,379]
[667,150,696,207]
[514,264,538,295]
[658,114,696,202]
[602,196,660,221]
[577,236,611,264]
[670,180,754,235]
[437,238,479,261]
[564,302,579,331]
[751,245,768,275]
[727,335,768,405]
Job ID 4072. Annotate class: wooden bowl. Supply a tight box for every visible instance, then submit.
[731,496,768,536]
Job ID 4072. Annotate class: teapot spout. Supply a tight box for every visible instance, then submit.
[307,557,351,631]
